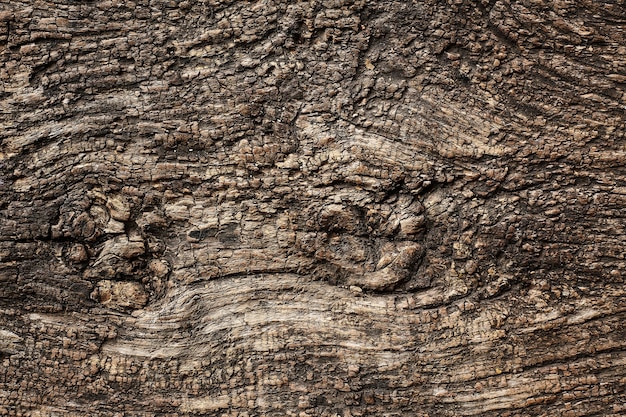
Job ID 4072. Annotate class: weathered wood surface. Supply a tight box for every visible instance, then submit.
[1,1,626,415]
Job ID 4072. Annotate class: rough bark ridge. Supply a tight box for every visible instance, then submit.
[1,0,626,415]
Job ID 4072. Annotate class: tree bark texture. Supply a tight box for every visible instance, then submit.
[1,1,626,416]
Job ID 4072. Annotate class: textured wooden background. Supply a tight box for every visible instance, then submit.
[1,1,626,415]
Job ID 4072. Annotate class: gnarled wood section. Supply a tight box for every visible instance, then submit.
[1,0,626,416]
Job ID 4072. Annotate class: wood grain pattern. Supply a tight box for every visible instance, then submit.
[1,0,626,415]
